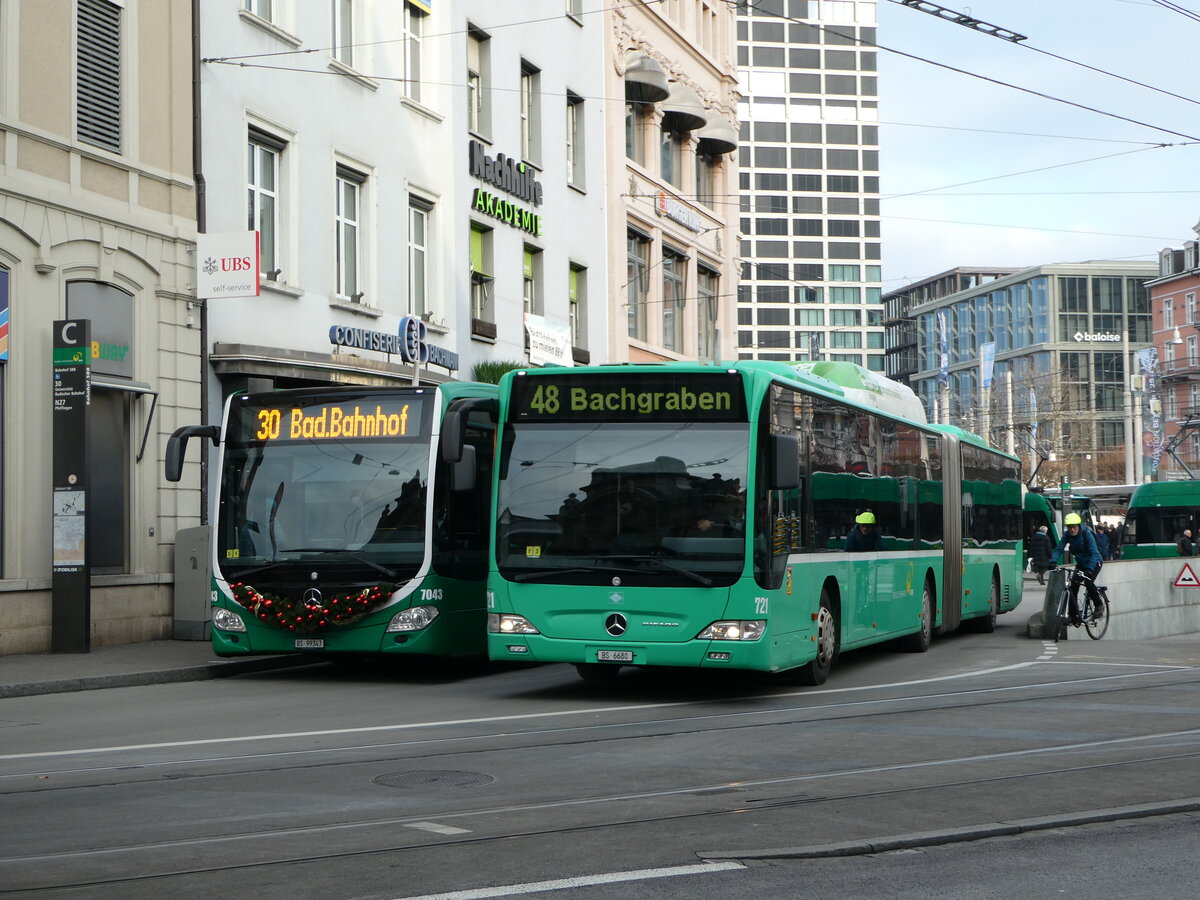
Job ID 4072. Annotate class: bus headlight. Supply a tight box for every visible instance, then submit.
[488,613,540,635]
[386,605,440,633]
[212,606,247,633]
[697,620,765,641]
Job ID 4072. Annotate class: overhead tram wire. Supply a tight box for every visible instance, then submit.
[883,144,1180,200]
[886,0,1200,108]
[741,2,1200,142]
[202,0,667,64]
[1148,0,1200,23]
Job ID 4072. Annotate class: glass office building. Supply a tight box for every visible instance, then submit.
[907,262,1157,465]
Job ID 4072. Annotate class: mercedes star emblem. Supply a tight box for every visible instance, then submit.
[605,613,627,636]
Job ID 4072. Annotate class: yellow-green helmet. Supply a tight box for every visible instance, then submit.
[1064,513,1082,526]
[855,511,876,525]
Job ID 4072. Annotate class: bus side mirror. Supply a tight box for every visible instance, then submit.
[165,425,220,482]
[441,398,497,464]
[769,434,799,490]
[451,444,477,492]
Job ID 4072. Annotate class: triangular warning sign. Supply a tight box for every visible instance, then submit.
[1174,563,1200,587]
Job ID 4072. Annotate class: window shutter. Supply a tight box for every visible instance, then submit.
[77,0,122,153]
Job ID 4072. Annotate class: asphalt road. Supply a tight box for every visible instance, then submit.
[3,594,1199,899]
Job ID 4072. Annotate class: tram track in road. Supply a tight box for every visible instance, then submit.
[3,733,1200,896]
[2,660,1198,791]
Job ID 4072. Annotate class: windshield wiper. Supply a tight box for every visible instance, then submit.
[222,561,287,581]
[278,548,400,580]
[509,567,596,583]
[593,554,714,587]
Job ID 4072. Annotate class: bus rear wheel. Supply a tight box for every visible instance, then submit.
[971,577,1000,634]
[575,663,621,682]
[792,591,836,686]
[903,579,933,652]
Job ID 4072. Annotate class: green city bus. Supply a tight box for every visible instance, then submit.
[1120,480,1200,559]
[471,362,1023,684]
[165,383,496,657]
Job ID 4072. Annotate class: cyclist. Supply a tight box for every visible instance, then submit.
[846,511,884,552]
[1048,512,1103,626]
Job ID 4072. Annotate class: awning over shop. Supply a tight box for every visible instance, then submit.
[624,52,670,104]
[697,117,739,155]
[660,82,707,133]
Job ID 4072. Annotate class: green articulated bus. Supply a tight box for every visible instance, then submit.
[473,361,1024,684]
[165,383,497,657]
[1121,481,1200,559]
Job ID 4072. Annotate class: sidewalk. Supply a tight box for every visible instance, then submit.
[0,640,312,699]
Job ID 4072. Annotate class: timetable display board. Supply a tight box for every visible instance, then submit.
[232,393,432,444]
[509,372,747,423]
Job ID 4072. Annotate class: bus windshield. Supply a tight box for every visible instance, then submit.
[217,393,433,580]
[496,422,749,585]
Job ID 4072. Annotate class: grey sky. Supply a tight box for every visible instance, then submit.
[877,0,1198,287]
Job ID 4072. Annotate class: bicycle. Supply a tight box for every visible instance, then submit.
[1048,565,1110,641]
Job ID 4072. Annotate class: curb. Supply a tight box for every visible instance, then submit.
[697,798,1200,860]
[0,655,321,700]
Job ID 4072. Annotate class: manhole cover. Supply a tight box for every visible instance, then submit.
[373,770,494,790]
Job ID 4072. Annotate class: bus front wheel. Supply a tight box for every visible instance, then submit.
[793,591,837,686]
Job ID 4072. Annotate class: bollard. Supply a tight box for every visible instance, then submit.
[1042,567,1067,640]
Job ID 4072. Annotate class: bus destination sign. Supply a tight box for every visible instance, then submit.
[240,396,428,443]
[509,373,746,423]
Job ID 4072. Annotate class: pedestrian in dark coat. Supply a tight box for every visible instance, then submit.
[1179,529,1196,557]
[1030,525,1053,584]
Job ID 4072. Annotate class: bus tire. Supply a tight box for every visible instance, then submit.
[903,578,934,652]
[793,590,837,686]
[971,576,1000,634]
[575,663,621,682]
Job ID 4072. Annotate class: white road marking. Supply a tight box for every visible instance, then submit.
[394,861,746,899]
[405,822,472,836]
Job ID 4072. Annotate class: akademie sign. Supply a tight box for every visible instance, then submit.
[197,231,260,300]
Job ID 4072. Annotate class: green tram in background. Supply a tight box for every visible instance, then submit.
[166,383,496,657]
[468,361,1024,685]
[1120,481,1200,558]
[1023,489,1094,544]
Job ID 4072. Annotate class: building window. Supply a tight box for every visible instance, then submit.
[566,92,584,188]
[409,197,432,317]
[523,246,542,315]
[662,248,687,352]
[625,102,647,165]
[661,125,684,188]
[567,0,584,20]
[470,224,494,325]
[520,61,541,165]
[569,264,586,349]
[335,165,365,300]
[627,230,651,340]
[1190,335,1199,367]
[695,150,717,208]
[332,0,354,67]
[698,267,718,362]
[244,0,273,19]
[248,129,283,280]
[467,28,489,135]
[76,0,122,153]
[1189,292,1197,324]
[1164,295,1175,329]
[403,2,425,103]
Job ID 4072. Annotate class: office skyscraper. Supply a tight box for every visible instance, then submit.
[736,0,883,370]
